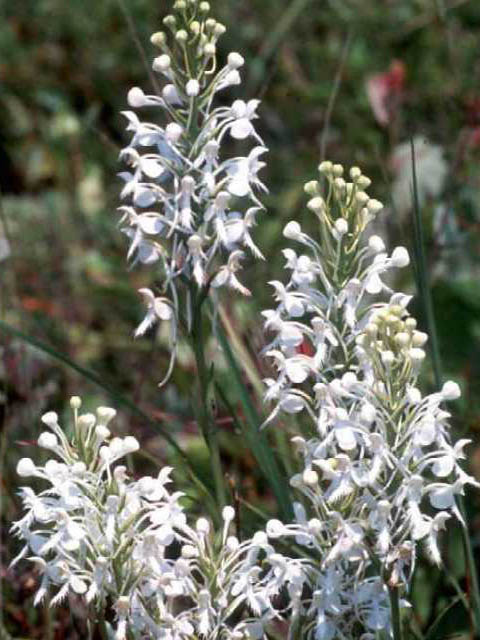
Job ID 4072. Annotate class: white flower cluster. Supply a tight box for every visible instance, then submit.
[261,161,479,638]
[11,397,285,639]
[119,0,267,344]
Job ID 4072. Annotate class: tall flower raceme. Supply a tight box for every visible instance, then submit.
[118,0,267,366]
[11,397,288,639]
[260,161,479,638]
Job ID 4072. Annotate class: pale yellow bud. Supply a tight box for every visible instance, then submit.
[318,160,333,174]
[304,180,319,196]
[350,166,361,180]
[412,331,428,347]
[70,396,82,410]
[405,317,417,330]
[150,32,166,48]
[303,469,319,486]
[204,42,216,56]
[394,332,410,347]
[175,30,188,43]
[357,175,371,189]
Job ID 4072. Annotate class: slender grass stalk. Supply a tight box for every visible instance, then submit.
[216,318,293,521]
[248,0,311,94]
[410,139,480,635]
[410,138,442,388]
[319,28,354,165]
[389,586,403,640]
[423,594,464,640]
[116,0,161,95]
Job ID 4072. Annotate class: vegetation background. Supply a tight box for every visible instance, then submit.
[1,0,480,637]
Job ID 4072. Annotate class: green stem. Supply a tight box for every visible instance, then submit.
[389,586,403,640]
[98,615,108,640]
[190,286,226,509]
[459,497,480,634]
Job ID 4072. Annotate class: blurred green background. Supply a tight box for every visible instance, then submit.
[2,0,480,637]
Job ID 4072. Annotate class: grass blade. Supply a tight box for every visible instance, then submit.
[216,321,293,521]
[423,595,465,640]
[409,139,480,635]
[410,138,442,388]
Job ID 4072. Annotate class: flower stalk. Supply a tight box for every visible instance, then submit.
[190,282,226,508]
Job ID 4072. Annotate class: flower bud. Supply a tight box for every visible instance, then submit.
[441,380,461,400]
[381,350,395,366]
[394,332,410,347]
[405,317,417,330]
[318,160,333,174]
[334,218,348,236]
[190,21,200,35]
[227,52,244,69]
[367,198,383,214]
[41,411,59,428]
[407,387,422,404]
[355,191,369,206]
[214,23,226,37]
[150,32,166,48]
[226,535,239,551]
[162,84,181,105]
[303,469,319,485]
[205,18,216,31]
[173,0,186,9]
[165,122,183,143]
[307,197,325,212]
[283,221,302,240]
[368,235,385,253]
[38,432,58,450]
[332,163,344,177]
[412,331,428,347]
[391,246,410,268]
[78,413,96,431]
[17,458,36,477]
[163,15,176,29]
[304,180,319,196]
[70,396,82,410]
[96,406,116,426]
[175,30,188,44]
[350,166,361,180]
[186,79,200,97]
[153,54,171,73]
[357,175,371,189]
[409,347,426,363]
[123,436,140,454]
[196,517,210,534]
[204,42,216,56]
[199,2,210,12]
[222,505,235,522]
[95,425,111,442]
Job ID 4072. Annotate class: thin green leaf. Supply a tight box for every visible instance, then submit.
[410,138,442,388]
[410,140,480,634]
[423,595,465,640]
[216,322,293,521]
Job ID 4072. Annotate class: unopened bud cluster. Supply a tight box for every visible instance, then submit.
[119,0,267,358]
